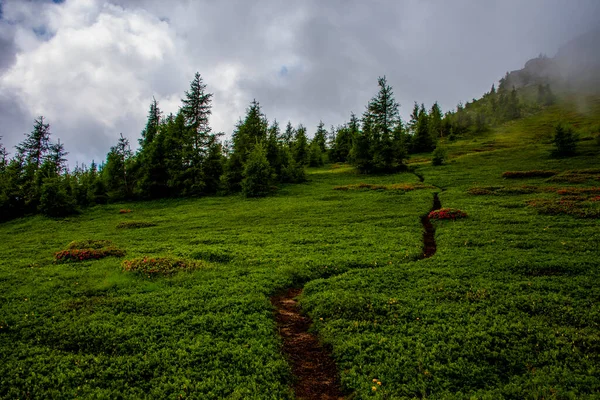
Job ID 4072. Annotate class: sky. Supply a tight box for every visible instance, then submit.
[0,0,599,166]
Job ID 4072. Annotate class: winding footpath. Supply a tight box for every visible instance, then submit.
[270,177,441,399]
[270,288,344,399]
[421,192,441,258]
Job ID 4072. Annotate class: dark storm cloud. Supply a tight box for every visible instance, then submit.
[0,0,598,164]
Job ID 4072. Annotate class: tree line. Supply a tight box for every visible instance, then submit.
[0,71,547,221]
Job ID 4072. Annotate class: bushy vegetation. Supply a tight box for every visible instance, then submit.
[54,239,125,263]
[116,221,157,229]
[1,63,600,399]
[122,257,205,276]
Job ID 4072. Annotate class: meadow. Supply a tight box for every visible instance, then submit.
[1,102,600,399]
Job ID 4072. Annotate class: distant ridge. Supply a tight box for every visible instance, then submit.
[505,28,600,92]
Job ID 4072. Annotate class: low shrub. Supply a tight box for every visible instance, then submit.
[116,221,157,229]
[547,170,600,183]
[527,199,600,218]
[547,174,590,183]
[428,208,468,220]
[190,249,233,263]
[67,239,115,250]
[333,183,434,191]
[555,187,600,196]
[55,248,125,263]
[502,170,557,179]
[431,146,447,166]
[55,239,125,263]
[468,186,539,195]
[122,257,204,276]
[551,123,578,157]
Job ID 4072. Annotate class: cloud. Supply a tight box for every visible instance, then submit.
[0,0,598,165]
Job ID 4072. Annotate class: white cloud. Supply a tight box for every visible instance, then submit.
[0,0,598,165]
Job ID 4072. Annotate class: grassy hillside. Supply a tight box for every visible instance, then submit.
[1,99,599,399]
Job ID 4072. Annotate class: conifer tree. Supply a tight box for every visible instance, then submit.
[412,104,434,153]
[181,72,213,153]
[140,97,161,148]
[104,133,132,200]
[44,139,68,177]
[313,121,328,153]
[429,102,443,138]
[292,124,309,165]
[266,120,281,173]
[408,102,420,134]
[241,143,272,198]
[350,112,374,172]
[16,116,51,170]
[308,140,324,167]
[223,100,268,192]
[282,121,295,146]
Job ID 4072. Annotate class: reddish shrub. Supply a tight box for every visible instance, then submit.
[334,183,434,191]
[119,209,133,214]
[502,170,558,179]
[55,248,125,263]
[428,208,468,220]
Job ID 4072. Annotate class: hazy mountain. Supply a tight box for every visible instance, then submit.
[505,28,600,92]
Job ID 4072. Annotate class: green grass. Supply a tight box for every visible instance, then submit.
[1,100,600,399]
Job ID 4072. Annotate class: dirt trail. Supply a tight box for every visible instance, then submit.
[271,288,344,400]
[421,192,441,258]
[271,185,441,398]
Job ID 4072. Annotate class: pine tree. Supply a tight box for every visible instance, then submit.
[350,111,374,173]
[44,139,68,177]
[408,102,420,134]
[241,143,272,198]
[104,133,133,200]
[282,121,295,146]
[201,134,224,194]
[412,104,434,153]
[429,102,443,138]
[551,124,578,157]
[367,76,403,171]
[266,120,281,173]
[181,72,213,154]
[140,97,162,148]
[16,116,51,170]
[308,140,324,167]
[292,124,309,165]
[313,121,328,153]
[0,137,7,172]
[223,100,269,192]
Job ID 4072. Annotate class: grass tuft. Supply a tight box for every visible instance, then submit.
[122,257,205,276]
[116,221,157,229]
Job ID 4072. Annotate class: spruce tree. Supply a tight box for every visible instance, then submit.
[350,112,374,173]
[412,104,434,153]
[292,124,309,165]
[308,140,324,167]
[140,97,161,148]
[282,121,295,146]
[366,76,404,171]
[408,102,420,134]
[44,139,68,177]
[104,133,133,200]
[241,143,272,198]
[551,124,578,157]
[16,116,51,170]
[313,121,328,153]
[181,72,213,153]
[266,120,281,173]
[223,100,268,192]
[429,102,443,138]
